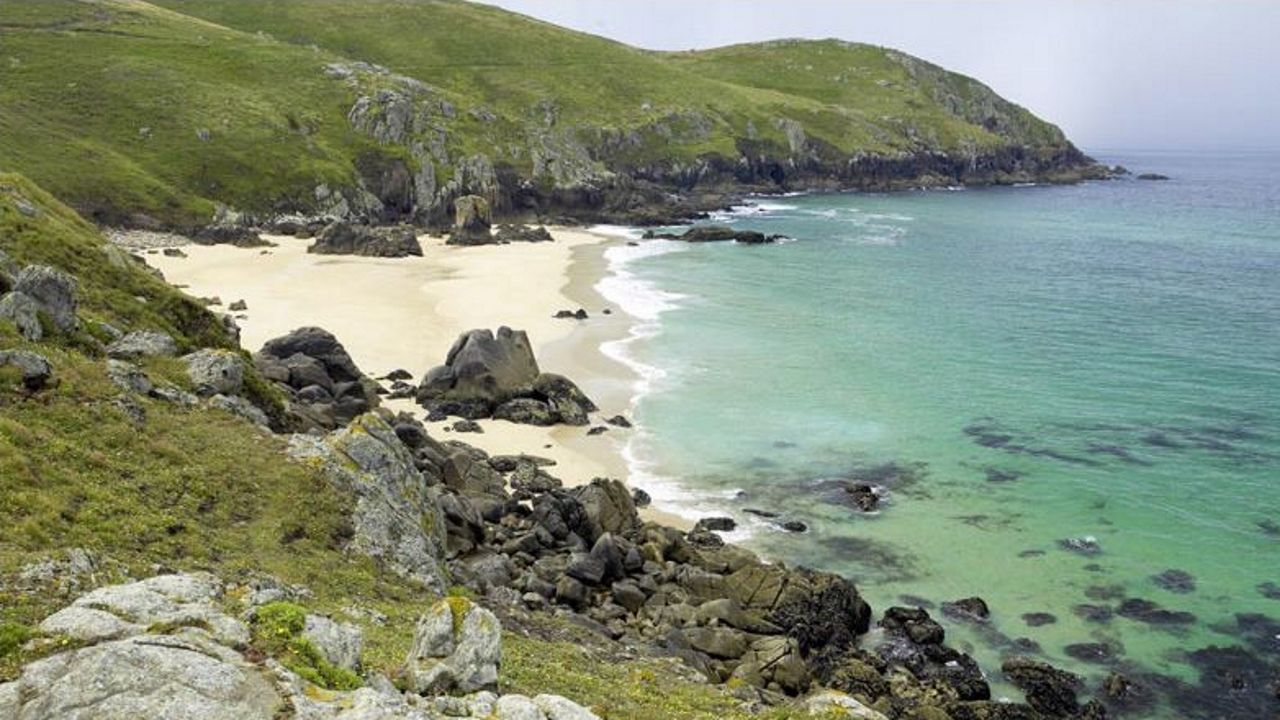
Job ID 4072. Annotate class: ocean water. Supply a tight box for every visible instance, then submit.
[596,151,1280,717]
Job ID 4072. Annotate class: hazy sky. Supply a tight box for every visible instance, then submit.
[477,1,1280,152]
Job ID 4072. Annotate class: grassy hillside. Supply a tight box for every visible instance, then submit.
[0,173,813,718]
[0,0,1098,229]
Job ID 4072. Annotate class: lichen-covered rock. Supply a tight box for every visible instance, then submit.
[183,349,246,397]
[208,393,271,427]
[107,330,178,359]
[0,632,279,720]
[304,614,364,672]
[406,597,502,694]
[38,572,249,647]
[0,291,44,340]
[0,349,53,391]
[13,265,77,333]
[288,413,448,591]
[447,195,494,246]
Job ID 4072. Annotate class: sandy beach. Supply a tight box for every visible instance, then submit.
[144,228,685,526]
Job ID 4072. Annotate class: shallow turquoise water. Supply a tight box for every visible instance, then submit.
[601,151,1280,716]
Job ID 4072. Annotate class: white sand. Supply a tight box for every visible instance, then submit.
[147,228,681,523]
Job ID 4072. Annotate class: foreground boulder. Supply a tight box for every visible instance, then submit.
[255,327,380,430]
[494,224,553,243]
[308,221,423,258]
[417,328,596,425]
[1,573,600,720]
[406,597,501,694]
[448,195,494,245]
[0,263,78,340]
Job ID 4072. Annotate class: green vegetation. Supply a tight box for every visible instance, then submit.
[251,601,361,691]
[0,176,838,714]
[0,0,1084,228]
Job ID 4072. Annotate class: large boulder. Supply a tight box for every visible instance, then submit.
[0,632,279,720]
[183,349,246,397]
[256,327,380,429]
[1002,657,1082,716]
[288,413,449,591]
[13,265,78,333]
[0,292,43,341]
[447,195,494,245]
[405,597,502,694]
[0,350,53,391]
[308,221,423,258]
[571,478,639,541]
[107,330,178,359]
[417,328,595,426]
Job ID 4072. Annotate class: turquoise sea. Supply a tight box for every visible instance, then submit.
[596,151,1280,717]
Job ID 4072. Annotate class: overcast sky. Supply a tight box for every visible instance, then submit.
[476,0,1280,152]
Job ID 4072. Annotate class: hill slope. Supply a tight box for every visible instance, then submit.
[0,0,1105,229]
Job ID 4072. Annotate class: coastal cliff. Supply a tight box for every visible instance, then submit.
[0,1,1110,232]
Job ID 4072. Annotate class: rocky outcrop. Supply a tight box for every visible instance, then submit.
[0,263,78,340]
[107,330,178,359]
[406,597,502,694]
[255,327,381,430]
[493,224,553,244]
[416,328,596,426]
[646,225,784,244]
[447,195,494,245]
[308,221,423,258]
[288,413,450,591]
[1,573,600,720]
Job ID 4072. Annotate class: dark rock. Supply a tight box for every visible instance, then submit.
[384,369,413,382]
[308,221,421,257]
[493,398,555,425]
[658,225,781,244]
[1058,536,1102,556]
[162,247,187,258]
[1115,598,1196,625]
[573,478,639,540]
[191,225,269,247]
[611,580,646,614]
[1022,612,1057,627]
[256,327,378,429]
[631,488,651,508]
[1002,657,1082,716]
[532,372,597,425]
[881,606,945,645]
[743,508,779,519]
[1136,173,1170,181]
[1257,581,1280,600]
[1073,604,1114,623]
[565,553,607,586]
[555,575,588,610]
[447,195,493,245]
[452,419,484,433]
[1151,569,1196,594]
[494,224,553,243]
[0,350,54,391]
[779,520,807,533]
[553,309,588,320]
[941,596,991,622]
[586,425,607,436]
[1064,642,1117,664]
[606,415,632,428]
[229,299,248,311]
[693,517,737,533]
[845,483,879,512]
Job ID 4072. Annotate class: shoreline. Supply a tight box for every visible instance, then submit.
[141,226,690,528]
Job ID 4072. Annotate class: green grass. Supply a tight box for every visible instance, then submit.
[0,0,1084,228]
